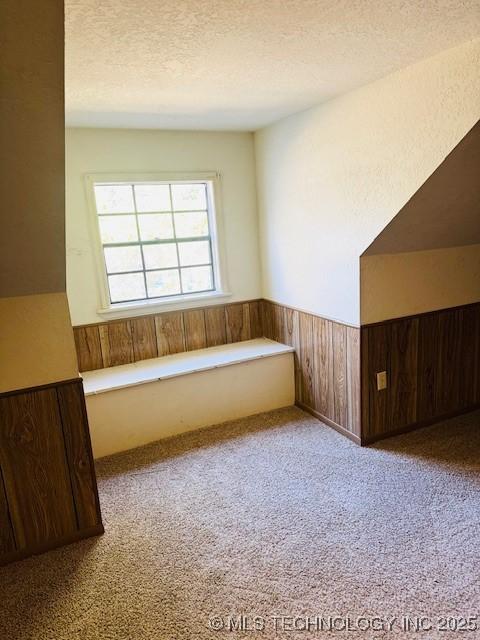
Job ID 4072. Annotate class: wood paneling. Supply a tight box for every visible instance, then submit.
[262,300,361,441]
[249,301,263,339]
[57,382,102,530]
[362,303,480,443]
[0,380,103,565]
[74,326,103,372]
[0,471,15,555]
[225,303,251,343]
[205,306,227,347]
[99,321,134,367]
[131,317,157,362]
[346,327,361,436]
[183,309,207,351]
[155,312,185,356]
[74,300,264,371]
[0,388,77,549]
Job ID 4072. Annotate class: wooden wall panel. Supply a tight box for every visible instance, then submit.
[205,306,227,347]
[0,379,103,566]
[363,302,480,444]
[57,382,102,530]
[225,303,251,343]
[389,318,418,429]
[284,308,301,399]
[99,322,134,368]
[0,471,15,555]
[346,327,361,436]
[74,326,103,372]
[155,312,185,355]
[249,301,263,339]
[74,300,264,371]
[332,323,347,427]
[131,317,157,362]
[313,317,334,420]
[0,389,77,549]
[183,309,207,351]
[298,313,315,408]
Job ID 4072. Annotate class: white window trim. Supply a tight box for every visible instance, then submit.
[84,171,231,319]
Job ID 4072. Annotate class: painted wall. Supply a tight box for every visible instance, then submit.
[0,0,80,392]
[254,39,480,326]
[361,245,480,324]
[0,0,66,297]
[0,294,79,393]
[66,128,261,326]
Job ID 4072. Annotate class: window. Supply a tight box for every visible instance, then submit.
[87,173,228,312]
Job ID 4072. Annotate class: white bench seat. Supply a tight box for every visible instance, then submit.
[83,339,295,458]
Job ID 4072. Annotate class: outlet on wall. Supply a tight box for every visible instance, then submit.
[376,371,387,391]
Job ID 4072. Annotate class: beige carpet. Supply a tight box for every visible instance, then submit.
[1,407,479,639]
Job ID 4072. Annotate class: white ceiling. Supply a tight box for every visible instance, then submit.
[65,0,480,131]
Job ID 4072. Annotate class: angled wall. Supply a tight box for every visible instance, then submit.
[255,38,480,326]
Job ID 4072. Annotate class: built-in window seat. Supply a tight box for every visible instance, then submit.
[82,338,295,458]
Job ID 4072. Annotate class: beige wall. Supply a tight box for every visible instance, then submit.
[0,1,80,392]
[0,0,66,297]
[66,128,261,325]
[254,39,480,325]
[360,245,480,324]
[0,294,79,393]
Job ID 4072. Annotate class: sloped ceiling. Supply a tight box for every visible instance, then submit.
[364,120,480,255]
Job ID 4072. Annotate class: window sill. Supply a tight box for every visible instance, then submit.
[97,290,232,320]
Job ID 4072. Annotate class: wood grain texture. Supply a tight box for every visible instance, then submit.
[204,306,227,347]
[298,313,315,408]
[99,321,134,367]
[363,302,480,443]
[332,323,347,427]
[57,381,102,530]
[389,318,418,429]
[76,300,264,371]
[346,326,361,436]
[0,389,77,549]
[313,317,334,420]
[284,308,301,400]
[225,303,250,343]
[131,317,157,362]
[183,309,207,351]
[74,326,103,372]
[248,301,263,339]
[0,470,15,555]
[155,312,185,355]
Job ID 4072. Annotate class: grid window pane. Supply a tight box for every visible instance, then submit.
[174,211,209,238]
[143,243,178,269]
[99,216,138,243]
[171,183,206,211]
[178,240,210,266]
[134,185,171,212]
[94,179,217,305]
[104,246,142,273]
[138,214,174,241]
[94,185,134,213]
[146,269,181,298]
[181,266,213,293]
[108,273,146,302]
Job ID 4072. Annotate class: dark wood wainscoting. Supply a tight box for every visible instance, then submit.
[261,300,361,443]
[361,303,480,444]
[74,300,263,372]
[0,378,103,566]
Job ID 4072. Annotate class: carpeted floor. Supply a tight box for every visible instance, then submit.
[1,407,479,640]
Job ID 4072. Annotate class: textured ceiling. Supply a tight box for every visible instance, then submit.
[65,1,480,130]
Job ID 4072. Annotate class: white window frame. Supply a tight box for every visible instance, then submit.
[84,171,231,319]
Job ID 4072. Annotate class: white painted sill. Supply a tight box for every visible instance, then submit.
[82,338,294,396]
[97,290,232,320]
